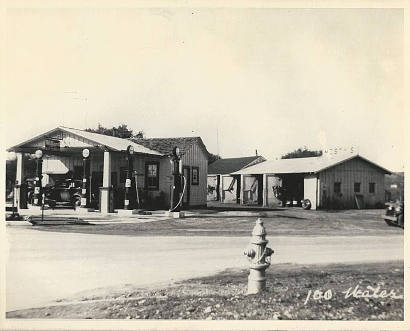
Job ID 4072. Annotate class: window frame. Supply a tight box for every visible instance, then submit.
[333,182,341,194]
[369,182,376,194]
[191,166,199,186]
[145,162,160,190]
[354,182,361,193]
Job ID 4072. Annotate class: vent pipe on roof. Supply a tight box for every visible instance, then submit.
[255,149,258,156]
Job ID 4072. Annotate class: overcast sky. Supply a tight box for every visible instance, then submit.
[4,8,404,171]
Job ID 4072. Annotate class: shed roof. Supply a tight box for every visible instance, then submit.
[208,156,264,175]
[231,154,392,175]
[131,137,209,157]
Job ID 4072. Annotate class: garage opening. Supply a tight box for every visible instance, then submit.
[280,174,304,206]
[243,175,263,206]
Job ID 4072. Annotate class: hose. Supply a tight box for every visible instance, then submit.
[169,175,186,212]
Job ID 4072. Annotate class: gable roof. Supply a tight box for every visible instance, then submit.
[7,126,162,155]
[208,156,265,175]
[131,137,209,157]
[231,154,392,175]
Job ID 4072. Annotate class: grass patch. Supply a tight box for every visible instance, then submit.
[30,209,402,237]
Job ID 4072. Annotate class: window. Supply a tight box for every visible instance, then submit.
[369,182,375,194]
[334,182,341,194]
[191,167,199,185]
[354,182,361,193]
[145,162,159,190]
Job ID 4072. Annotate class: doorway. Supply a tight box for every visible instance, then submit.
[281,174,304,205]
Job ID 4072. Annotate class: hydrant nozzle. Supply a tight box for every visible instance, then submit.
[244,218,274,294]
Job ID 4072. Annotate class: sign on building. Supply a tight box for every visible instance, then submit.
[44,138,60,151]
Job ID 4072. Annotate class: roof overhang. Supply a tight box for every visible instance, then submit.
[230,154,392,176]
[7,126,163,156]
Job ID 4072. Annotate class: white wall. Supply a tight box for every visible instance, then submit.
[303,175,318,210]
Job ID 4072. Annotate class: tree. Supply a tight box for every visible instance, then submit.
[208,152,221,165]
[281,147,322,159]
[85,124,144,139]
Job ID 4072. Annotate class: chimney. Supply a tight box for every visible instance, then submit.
[255,149,258,156]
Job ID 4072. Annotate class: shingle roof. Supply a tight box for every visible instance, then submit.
[131,137,209,156]
[231,154,392,175]
[208,156,264,175]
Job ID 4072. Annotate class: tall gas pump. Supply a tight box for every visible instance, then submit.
[124,145,135,210]
[32,149,43,206]
[81,148,91,208]
[169,146,185,214]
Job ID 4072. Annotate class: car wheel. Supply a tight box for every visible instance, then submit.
[72,196,82,208]
[302,199,312,210]
[384,219,393,226]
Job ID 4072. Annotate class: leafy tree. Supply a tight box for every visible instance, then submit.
[208,152,221,165]
[85,124,144,139]
[281,147,322,159]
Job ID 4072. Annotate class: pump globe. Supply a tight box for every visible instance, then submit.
[82,148,90,158]
[35,149,43,159]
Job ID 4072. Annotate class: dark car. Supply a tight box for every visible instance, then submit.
[43,179,83,208]
[383,201,404,229]
[26,178,83,208]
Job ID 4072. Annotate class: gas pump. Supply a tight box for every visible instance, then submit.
[169,147,186,212]
[81,148,91,208]
[32,149,43,206]
[124,145,135,210]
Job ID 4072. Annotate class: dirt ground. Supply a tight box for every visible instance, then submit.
[7,261,403,320]
[30,208,402,237]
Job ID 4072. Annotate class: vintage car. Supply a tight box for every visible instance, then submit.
[44,179,83,208]
[27,178,83,208]
[383,201,404,228]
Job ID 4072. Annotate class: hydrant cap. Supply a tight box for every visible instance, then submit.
[252,218,266,236]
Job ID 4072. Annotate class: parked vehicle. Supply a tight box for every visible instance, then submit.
[383,201,404,229]
[44,179,83,208]
[26,178,82,208]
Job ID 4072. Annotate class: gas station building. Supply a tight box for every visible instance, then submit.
[7,126,209,212]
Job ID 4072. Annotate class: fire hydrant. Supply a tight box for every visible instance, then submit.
[243,218,274,294]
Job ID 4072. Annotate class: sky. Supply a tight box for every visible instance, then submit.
[3,7,405,171]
